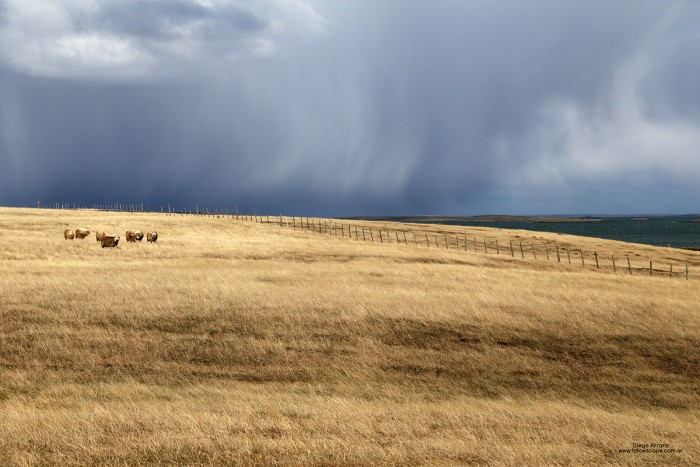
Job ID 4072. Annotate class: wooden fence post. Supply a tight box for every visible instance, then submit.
[510,240,514,257]
[580,249,584,266]
[356,226,359,240]
[413,232,417,246]
[670,264,673,278]
[555,240,560,262]
[496,240,499,254]
[396,232,400,243]
[386,226,391,244]
[566,247,571,264]
[426,234,430,247]
[545,243,549,260]
[520,241,524,258]
[484,239,488,253]
[403,232,408,244]
[612,255,616,272]
[362,227,366,241]
[650,259,653,277]
[445,234,448,249]
[594,251,599,269]
[627,256,632,275]
[370,229,374,242]
[686,262,689,281]
[532,243,537,260]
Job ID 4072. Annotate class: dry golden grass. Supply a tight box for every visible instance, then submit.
[1,207,699,465]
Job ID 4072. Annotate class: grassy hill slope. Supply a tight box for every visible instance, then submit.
[1,207,698,464]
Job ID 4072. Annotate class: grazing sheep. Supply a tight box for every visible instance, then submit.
[125,230,136,242]
[64,229,74,240]
[95,231,105,242]
[100,235,120,248]
[134,231,144,241]
[75,228,91,239]
[147,231,158,243]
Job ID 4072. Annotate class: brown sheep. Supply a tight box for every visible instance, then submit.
[147,231,158,243]
[100,235,120,248]
[75,228,91,239]
[95,231,105,242]
[64,229,74,240]
[125,230,136,242]
[134,231,144,241]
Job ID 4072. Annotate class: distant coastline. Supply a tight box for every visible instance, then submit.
[343,215,700,249]
[346,215,603,223]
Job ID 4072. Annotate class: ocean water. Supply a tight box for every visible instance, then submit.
[424,216,700,249]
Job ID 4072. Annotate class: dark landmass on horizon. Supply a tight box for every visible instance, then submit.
[345,215,700,223]
[344,215,605,223]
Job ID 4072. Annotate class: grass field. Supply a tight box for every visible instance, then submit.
[1,206,699,465]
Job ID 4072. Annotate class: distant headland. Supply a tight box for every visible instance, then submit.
[346,215,603,223]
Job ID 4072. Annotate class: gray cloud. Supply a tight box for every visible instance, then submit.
[1,1,699,216]
[86,1,266,41]
[0,0,323,80]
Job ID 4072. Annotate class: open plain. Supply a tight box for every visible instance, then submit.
[0,207,699,465]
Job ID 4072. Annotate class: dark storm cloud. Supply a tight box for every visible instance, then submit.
[86,1,266,40]
[639,39,700,123]
[1,0,699,215]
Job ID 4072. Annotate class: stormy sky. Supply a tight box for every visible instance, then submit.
[1,1,699,216]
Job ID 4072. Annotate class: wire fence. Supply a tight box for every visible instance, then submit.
[235,214,692,281]
[35,203,694,280]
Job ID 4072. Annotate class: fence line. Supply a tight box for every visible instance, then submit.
[34,203,693,280]
[232,215,692,281]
